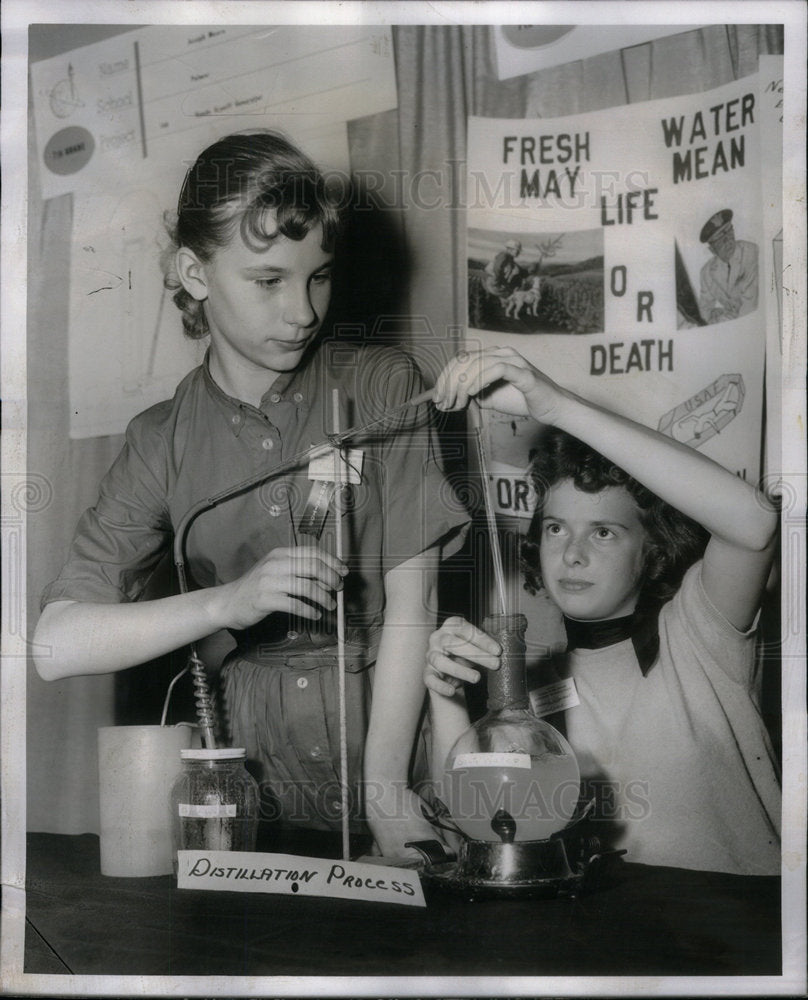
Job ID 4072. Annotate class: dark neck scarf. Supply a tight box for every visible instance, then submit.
[563,606,660,676]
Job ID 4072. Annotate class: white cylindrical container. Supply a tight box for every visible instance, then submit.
[98,724,198,877]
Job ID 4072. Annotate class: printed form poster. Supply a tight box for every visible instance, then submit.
[29,24,398,438]
[466,75,765,521]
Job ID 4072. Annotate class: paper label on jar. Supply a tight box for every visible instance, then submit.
[178,803,237,818]
[452,752,531,769]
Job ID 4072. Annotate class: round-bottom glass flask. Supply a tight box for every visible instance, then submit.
[444,614,580,843]
[170,748,259,863]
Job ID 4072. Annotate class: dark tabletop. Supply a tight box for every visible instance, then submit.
[24,832,781,979]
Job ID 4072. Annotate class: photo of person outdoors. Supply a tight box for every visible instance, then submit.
[468,228,604,335]
[483,237,526,298]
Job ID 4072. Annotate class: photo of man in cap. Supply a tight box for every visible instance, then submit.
[698,209,758,324]
[483,237,526,298]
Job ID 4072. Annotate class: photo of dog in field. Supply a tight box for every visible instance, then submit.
[503,273,544,319]
[468,227,604,335]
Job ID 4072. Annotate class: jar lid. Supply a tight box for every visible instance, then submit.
[180,747,246,760]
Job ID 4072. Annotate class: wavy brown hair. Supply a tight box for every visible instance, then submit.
[521,428,708,609]
[161,130,342,339]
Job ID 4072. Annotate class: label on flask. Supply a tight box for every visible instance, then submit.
[452,752,531,769]
[178,803,237,818]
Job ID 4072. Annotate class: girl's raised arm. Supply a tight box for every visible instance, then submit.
[433,347,778,631]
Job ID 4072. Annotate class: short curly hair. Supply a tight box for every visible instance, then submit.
[161,130,342,339]
[521,428,708,609]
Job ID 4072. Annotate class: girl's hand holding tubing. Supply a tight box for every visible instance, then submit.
[34,544,348,681]
[425,616,502,698]
[432,347,564,423]
[432,345,777,633]
[212,545,348,631]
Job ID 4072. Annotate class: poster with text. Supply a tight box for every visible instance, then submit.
[466,74,766,522]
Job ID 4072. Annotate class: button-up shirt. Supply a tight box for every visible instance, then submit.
[42,339,468,664]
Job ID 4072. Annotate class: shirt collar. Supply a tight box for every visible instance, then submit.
[201,346,317,436]
[201,352,247,437]
[564,605,660,676]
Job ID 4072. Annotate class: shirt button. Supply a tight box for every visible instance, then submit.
[310,745,322,758]
[296,677,308,689]
[287,630,299,641]
[293,392,304,403]
[268,505,282,517]
[270,392,281,403]
[231,414,240,425]
[262,438,274,451]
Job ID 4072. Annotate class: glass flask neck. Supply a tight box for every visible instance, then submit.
[483,612,529,712]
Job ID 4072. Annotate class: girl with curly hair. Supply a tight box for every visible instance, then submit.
[425,347,780,875]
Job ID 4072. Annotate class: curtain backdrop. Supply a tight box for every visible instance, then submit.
[26,24,783,834]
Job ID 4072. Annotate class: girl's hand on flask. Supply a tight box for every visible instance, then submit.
[432,346,565,424]
[425,616,502,698]
[212,545,348,631]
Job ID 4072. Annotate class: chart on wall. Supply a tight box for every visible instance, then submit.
[466,72,772,522]
[29,24,398,438]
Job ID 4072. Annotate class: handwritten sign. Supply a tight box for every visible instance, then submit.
[466,72,766,486]
[486,461,538,521]
[176,850,426,907]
